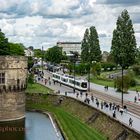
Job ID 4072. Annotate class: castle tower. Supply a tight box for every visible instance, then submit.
[0,56,27,121]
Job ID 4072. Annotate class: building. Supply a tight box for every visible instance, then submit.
[24,47,34,57]
[102,51,109,62]
[57,42,81,55]
[0,56,27,121]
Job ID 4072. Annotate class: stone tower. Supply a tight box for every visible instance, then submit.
[0,56,27,121]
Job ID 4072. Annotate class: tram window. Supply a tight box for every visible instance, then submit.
[81,82,87,88]
[69,79,74,84]
[61,78,68,82]
[76,81,80,86]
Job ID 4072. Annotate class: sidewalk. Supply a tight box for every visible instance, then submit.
[38,78,140,134]
[90,83,140,105]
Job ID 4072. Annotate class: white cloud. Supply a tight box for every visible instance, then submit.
[0,0,139,51]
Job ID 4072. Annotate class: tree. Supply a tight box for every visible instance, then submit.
[81,26,101,63]
[28,56,34,70]
[9,43,25,56]
[81,28,90,62]
[0,29,9,55]
[89,26,101,62]
[45,46,63,64]
[34,49,43,58]
[111,9,137,68]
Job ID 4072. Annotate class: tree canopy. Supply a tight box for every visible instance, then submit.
[111,9,137,68]
[81,26,101,63]
[45,46,63,64]
[0,29,9,55]
[0,29,25,56]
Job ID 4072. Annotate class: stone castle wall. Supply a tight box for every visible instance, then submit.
[0,56,27,121]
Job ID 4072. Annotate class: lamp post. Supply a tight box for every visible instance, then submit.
[88,62,91,92]
[121,65,124,107]
[120,52,125,108]
[41,46,44,75]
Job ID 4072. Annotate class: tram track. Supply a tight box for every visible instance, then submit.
[90,89,140,117]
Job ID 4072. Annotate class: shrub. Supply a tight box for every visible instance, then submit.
[132,65,140,75]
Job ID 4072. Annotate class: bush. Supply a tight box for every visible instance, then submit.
[101,62,116,71]
[132,65,140,75]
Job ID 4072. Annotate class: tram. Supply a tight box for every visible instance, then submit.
[52,73,88,91]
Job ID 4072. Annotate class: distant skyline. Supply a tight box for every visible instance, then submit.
[0,0,140,52]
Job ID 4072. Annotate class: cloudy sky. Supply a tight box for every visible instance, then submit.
[0,0,140,51]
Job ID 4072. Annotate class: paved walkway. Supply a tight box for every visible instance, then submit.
[90,82,140,105]
[37,74,140,134]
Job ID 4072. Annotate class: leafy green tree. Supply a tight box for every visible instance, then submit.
[89,26,101,62]
[9,43,25,56]
[34,49,43,58]
[111,9,137,68]
[81,27,101,63]
[28,56,34,70]
[81,28,90,62]
[0,29,9,55]
[45,46,63,64]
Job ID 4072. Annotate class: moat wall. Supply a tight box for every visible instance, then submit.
[0,56,27,121]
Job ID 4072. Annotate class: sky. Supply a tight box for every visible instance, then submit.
[0,0,140,52]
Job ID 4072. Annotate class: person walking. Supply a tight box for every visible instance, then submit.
[134,96,137,103]
[129,118,133,127]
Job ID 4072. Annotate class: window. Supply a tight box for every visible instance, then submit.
[0,73,5,84]
[81,82,87,88]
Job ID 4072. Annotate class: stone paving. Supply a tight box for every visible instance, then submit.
[37,71,140,134]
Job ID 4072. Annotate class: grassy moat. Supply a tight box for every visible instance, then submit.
[26,83,140,140]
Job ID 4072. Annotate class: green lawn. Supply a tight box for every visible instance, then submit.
[25,83,53,94]
[27,103,106,140]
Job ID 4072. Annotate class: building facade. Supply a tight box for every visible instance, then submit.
[57,42,81,55]
[0,56,27,121]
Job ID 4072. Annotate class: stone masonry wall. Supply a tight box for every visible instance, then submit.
[0,56,27,121]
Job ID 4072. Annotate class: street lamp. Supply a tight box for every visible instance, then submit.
[88,61,96,92]
[120,52,125,107]
[69,51,78,93]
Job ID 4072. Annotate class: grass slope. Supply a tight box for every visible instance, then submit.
[25,83,53,94]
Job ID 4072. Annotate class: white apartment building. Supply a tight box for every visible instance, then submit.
[57,42,81,55]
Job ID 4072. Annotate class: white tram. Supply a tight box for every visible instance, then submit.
[52,73,88,91]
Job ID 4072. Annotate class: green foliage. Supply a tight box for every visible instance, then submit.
[101,62,116,71]
[9,43,25,55]
[132,65,140,75]
[34,49,43,58]
[28,73,34,84]
[111,9,137,68]
[45,46,63,64]
[81,28,90,62]
[81,26,101,63]
[114,71,136,92]
[0,29,9,55]
[28,56,34,70]
[91,62,101,76]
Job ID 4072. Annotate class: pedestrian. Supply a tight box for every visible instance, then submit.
[109,102,112,110]
[129,118,133,127]
[80,91,83,97]
[120,108,124,115]
[65,91,67,96]
[76,93,79,98]
[101,101,104,109]
[91,95,94,102]
[134,96,137,103]
[85,92,88,97]
[96,101,99,108]
[113,110,116,118]
[123,105,127,112]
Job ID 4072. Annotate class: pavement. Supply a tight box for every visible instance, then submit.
[36,71,140,134]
